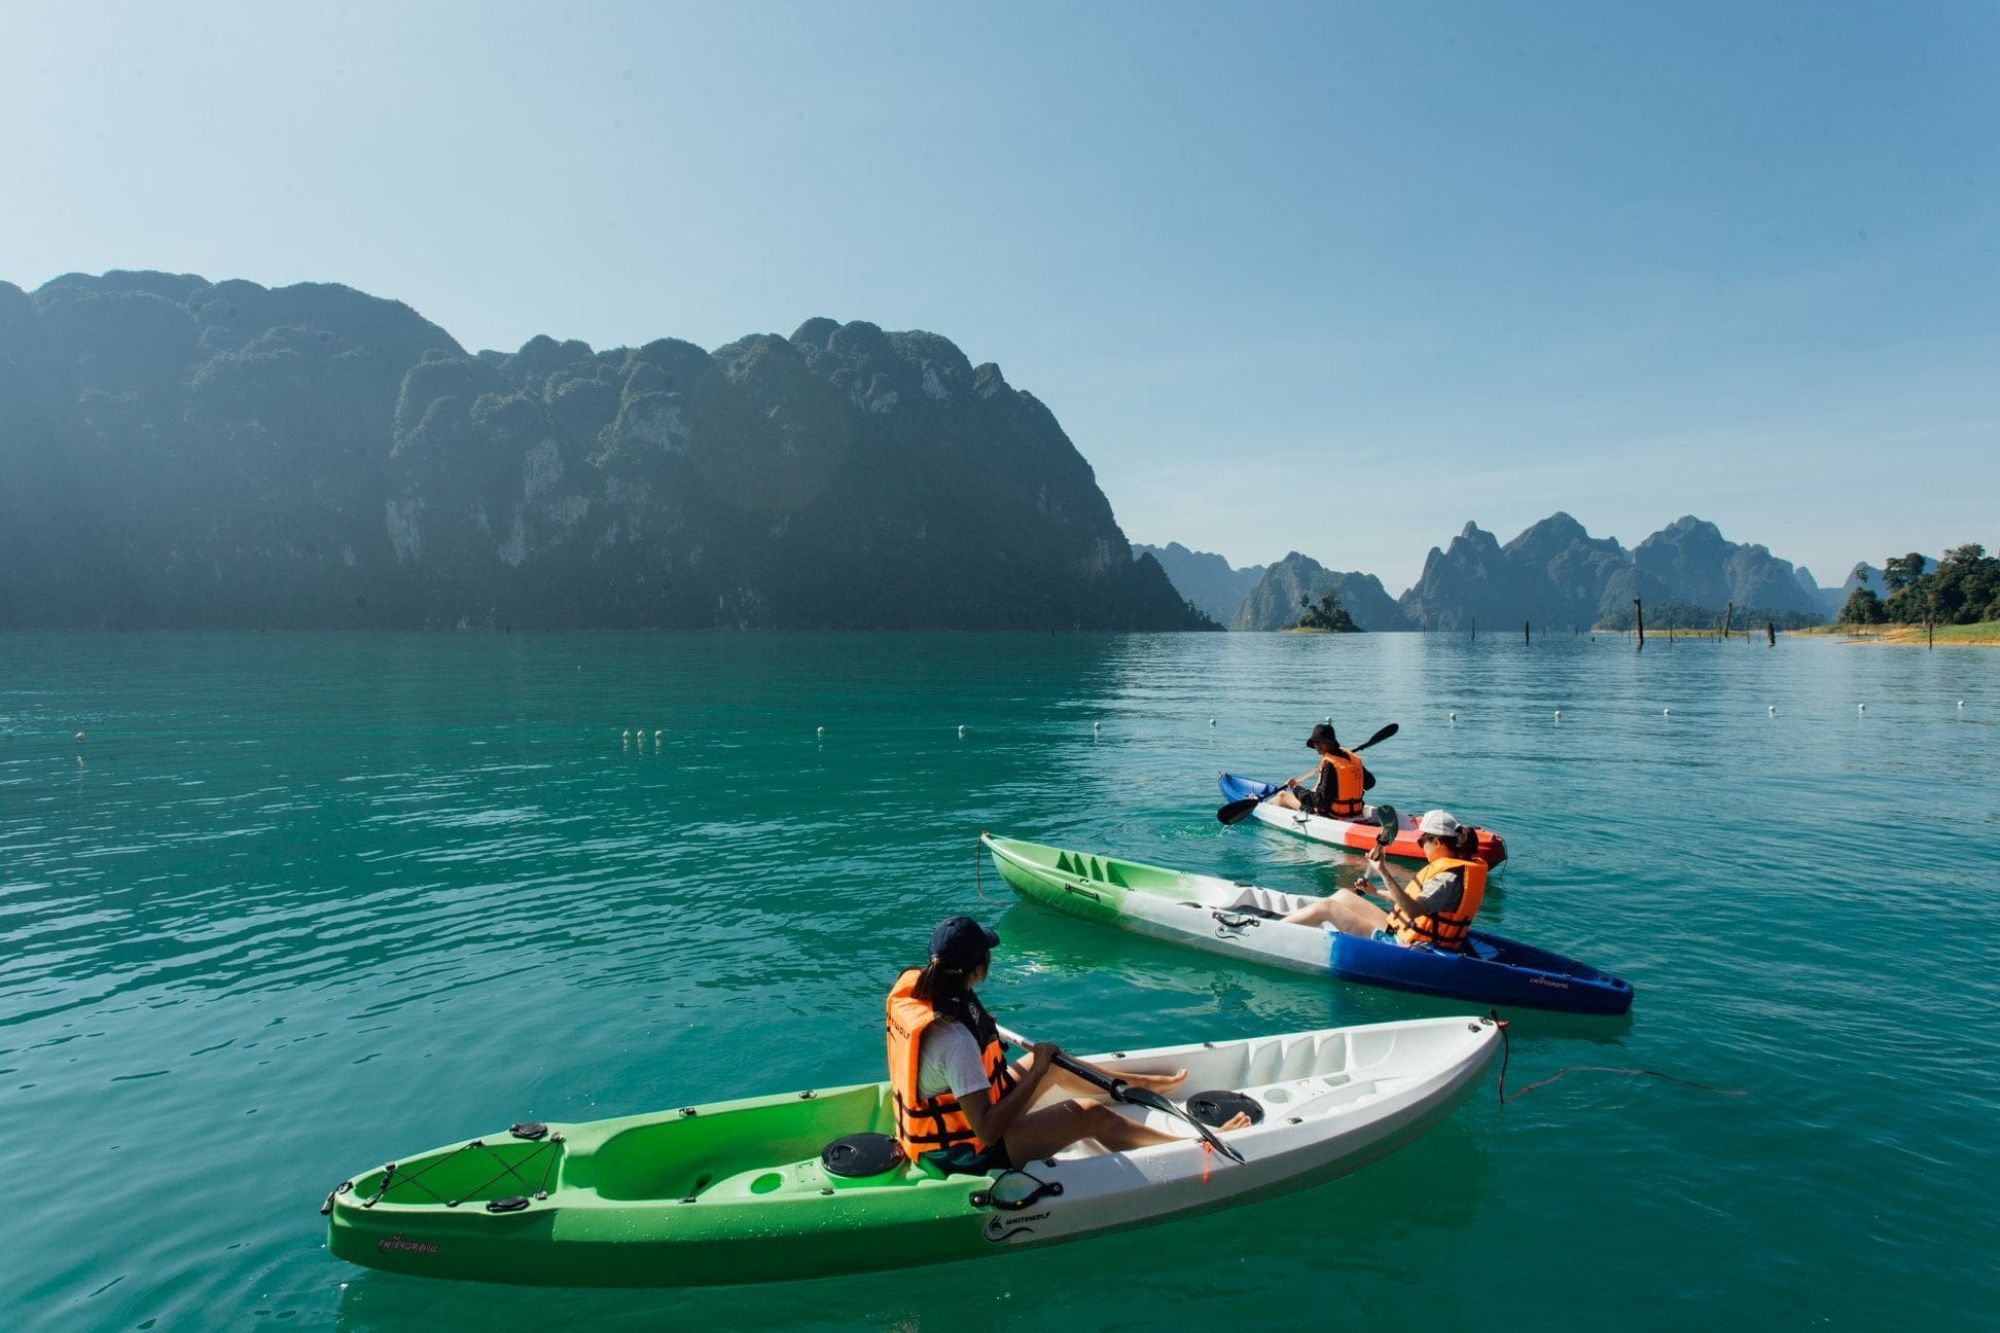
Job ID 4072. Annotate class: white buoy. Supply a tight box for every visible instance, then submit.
[1663,708,1671,717]
[1209,718,1216,727]
[1449,711,1457,722]
[1957,701,1964,710]
[622,729,630,741]
[1093,721,1100,732]
[957,725,966,738]
[1554,710,1561,721]
[74,730,85,742]
[1769,705,1777,715]
[1858,703,1866,714]
[816,725,825,738]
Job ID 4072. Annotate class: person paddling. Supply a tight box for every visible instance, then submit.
[885,917,1250,1172]
[1279,810,1487,950]
[1266,722,1374,821]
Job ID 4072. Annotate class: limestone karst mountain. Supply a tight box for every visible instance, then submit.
[0,271,1203,630]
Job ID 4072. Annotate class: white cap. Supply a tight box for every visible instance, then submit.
[1417,809,1462,838]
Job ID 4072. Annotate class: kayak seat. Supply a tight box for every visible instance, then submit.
[917,1143,1008,1179]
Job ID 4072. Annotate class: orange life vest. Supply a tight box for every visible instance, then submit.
[1317,750,1367,818]
[885,968,1017,1163]
[1388,856,1487,950]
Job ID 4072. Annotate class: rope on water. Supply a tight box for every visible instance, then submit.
[1491,1014,1745,1105]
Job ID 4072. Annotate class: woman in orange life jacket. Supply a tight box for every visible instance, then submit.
[1278,809,1487,950]
[886,917,1252,1171]
[1266,722,1374,821]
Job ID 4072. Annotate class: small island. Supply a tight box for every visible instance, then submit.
[1286,589,1363,633]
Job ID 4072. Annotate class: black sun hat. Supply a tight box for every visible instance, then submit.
[930,916,999,968]
[1304,722,1340,750]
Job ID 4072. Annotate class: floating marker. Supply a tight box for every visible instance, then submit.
[622,729,630,741]
[1663,708,1671,717]
[1958,701,1965,710]
[1858,703,1866,714]
[1769,705,1777,715]
[654,730,662,742]
[1553,710,1561,721]
[74,730,85,742]
[815,725,825,738]
[1448,711,1457,722]
[1209,718,1216,727]
[957,725,966,738]
[1093,721,1100,732]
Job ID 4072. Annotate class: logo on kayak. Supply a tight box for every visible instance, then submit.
[378,1234,439,1256]
[1211,910,1258,939]
[1528,977,1570,989]
[984,1211,1050,1244]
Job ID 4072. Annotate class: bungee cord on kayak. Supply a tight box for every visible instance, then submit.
[1487,1017,1745,1105]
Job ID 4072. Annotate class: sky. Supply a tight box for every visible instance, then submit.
[1,1,1994,591]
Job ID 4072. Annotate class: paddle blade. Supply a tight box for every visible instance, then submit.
[1216,797,1263,826]
[1352,722,1399,753]
[1372,804,1399,847]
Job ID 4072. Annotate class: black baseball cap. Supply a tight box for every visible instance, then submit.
[1305,722,1340,750]
[930,916,1000,967]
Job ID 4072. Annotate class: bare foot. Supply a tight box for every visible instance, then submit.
[1218,1111,1252,1131]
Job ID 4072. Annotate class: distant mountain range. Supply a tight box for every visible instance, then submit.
[1145,511,1855,630]
[1131,543,1265,624]
[0,271,1204,630]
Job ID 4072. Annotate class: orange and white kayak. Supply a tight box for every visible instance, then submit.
[1217,774,1507,867]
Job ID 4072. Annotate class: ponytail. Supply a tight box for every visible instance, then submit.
[910,957,994,1040]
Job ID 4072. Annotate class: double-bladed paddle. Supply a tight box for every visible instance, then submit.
[994,1023,1246,1164]
[1215,722,1399,826]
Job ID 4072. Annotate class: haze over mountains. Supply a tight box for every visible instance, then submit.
[0,271,1202,630]
[1153,513,1848,630]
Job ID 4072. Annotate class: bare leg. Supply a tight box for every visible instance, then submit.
[1268,789,1303,810]
[1281,888,1389,936]
[1002,1098,1253,1163]
[1010,1051,1188,1097]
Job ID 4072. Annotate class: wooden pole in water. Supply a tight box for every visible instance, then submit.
[1634,598,1645,646]
[1470,617,1476,642]
[1928,618,1935,649]
[1767,621,1776,647]
[1524,619,1530,643]
[1722,601,1734,639]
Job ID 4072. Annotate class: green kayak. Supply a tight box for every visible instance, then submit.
[324,1017,1499,1286]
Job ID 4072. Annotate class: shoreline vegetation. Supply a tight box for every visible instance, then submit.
[1798,622,2000,647]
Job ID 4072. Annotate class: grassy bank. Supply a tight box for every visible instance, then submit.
[1795,622,2000,646]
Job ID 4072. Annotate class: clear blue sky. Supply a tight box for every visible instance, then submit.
[2,1,1993,591]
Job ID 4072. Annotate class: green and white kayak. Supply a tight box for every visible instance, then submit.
[324,1017,1499,1287]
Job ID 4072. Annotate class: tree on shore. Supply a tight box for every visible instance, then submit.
[1875,544,1999,625]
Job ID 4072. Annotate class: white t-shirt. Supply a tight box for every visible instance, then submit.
[916,1019,994,1100]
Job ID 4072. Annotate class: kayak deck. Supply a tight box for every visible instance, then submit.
[326,1018,1499,1286]
[1219,773,1508,868]
[986,833,1631,1016]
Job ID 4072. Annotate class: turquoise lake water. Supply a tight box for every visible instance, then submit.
[2,630,1996,1330]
